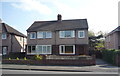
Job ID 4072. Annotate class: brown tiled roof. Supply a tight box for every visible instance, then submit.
[27,19,88,32]
[2,23,26,37]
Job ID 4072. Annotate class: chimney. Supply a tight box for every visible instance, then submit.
[57,14,62,21]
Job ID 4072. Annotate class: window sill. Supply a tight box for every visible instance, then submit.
[78,37,85,38]
[60,37,75,39]
[60,53,75,55]
[27,53,52,55]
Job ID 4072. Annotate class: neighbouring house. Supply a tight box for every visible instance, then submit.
[105,26,120,50]
[0,21,27,55]
[27,14,89,55]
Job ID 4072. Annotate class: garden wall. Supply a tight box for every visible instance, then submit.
[2,55,96,66]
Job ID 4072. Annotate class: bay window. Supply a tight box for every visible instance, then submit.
[59,45,75,54]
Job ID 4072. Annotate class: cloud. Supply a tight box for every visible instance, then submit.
[11,0,52,15]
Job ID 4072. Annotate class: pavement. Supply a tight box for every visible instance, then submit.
[1,59,120,74]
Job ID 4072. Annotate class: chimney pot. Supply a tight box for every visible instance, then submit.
[57,14,62,21]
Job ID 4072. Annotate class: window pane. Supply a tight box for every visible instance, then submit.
[60,31,64,38]
[2,33,6,39]
[65,46,73,53]
[2,47,7,55]
[36,46,42,53]
[65,31,71,37]
[60,31,74,38]
[37,32,43,38]
[28,46,31,53]
[32,46,36,51]
[79,31,85,38]
[46,32,52,38]
[71,31,75,37]
[47,46,51,54]
[30,33,36,39]
[43,46,46,53]
[80,32,83,37]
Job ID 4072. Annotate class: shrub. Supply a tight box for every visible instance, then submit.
[16,57,19,60]
[8,58,11,60]
[35,55,42,60]
[24,57,27,60]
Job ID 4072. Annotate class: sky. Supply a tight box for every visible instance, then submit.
[0,0,119,35]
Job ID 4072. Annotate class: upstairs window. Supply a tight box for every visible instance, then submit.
[2,33,7,39]
[59,30,75,38]
[37,31,52,39]
[30,32,36,39]
[78,31,85,38]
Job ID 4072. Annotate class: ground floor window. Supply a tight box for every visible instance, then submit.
[2,46,7,55]
[59,45,75,54]
[28,46,36,53]
[36,45,51,54]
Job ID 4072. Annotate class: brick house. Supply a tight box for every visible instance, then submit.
[105,26,120,50]
[0,21,27,55]
[27,14,89,55]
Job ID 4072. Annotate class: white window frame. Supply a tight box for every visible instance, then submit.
[46,32,52,38]
[59,45,75,54]
[78,31,85,38]
[37,31,52,39]
[2,46,7,55]
[59,30,75,38]
[2,33,7,39]
[30,32,36,39]
[36,45,52,54]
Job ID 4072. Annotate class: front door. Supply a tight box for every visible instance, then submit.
[2,46,7,55]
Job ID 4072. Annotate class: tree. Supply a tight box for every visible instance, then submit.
[88,31,105,55]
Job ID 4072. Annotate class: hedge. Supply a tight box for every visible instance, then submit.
[101,49,120,66]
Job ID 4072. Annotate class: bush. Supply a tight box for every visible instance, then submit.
[35,55,43,60]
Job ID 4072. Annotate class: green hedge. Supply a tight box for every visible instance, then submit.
[101,49,120,65]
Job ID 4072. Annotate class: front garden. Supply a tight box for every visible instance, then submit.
[2,52,96,66]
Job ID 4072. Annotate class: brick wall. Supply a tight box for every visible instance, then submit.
[2,55,96,66]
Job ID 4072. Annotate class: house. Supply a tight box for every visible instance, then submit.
[105,26,120,50]
[0,21,27,55]
[27,14,89,55]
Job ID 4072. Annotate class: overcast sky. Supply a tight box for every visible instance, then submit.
[0,0,119,35]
